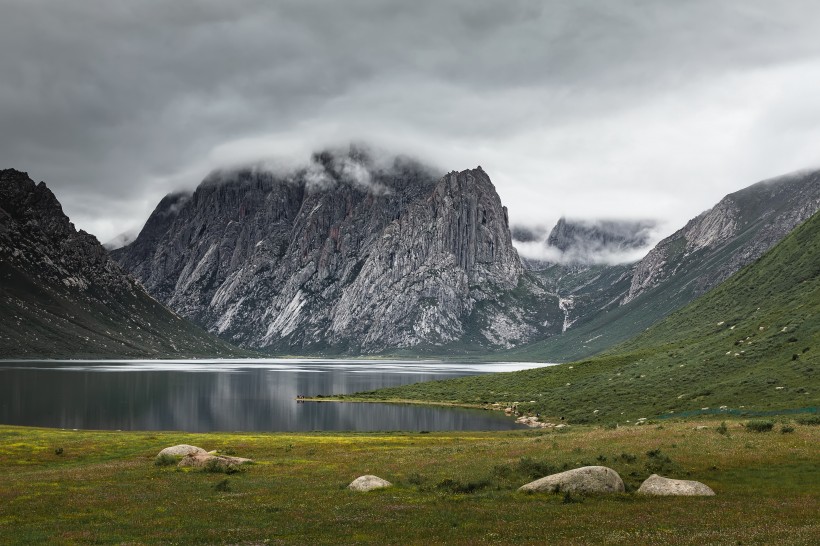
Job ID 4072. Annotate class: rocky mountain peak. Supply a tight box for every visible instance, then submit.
[113,153,523,352]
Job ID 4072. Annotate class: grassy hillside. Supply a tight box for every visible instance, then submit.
[502,170,820,362]
[1,422,817,544]
[337,211,820,423]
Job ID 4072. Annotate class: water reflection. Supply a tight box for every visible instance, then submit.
[0,359,552,432]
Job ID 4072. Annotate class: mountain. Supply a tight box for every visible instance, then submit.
[343,208,820,422]
[0,169,247,359]
[508,169,820,361]
[113,148,543,353]
[546,217,655,260]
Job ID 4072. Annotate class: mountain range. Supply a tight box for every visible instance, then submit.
[2,150,818,362]
[340,204,820,420]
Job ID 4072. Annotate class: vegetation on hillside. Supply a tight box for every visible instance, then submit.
[337,211,820,422]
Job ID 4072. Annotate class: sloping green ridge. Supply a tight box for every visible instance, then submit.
[345,211,820,422]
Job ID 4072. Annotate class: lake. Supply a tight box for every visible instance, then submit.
[0,359,552,432]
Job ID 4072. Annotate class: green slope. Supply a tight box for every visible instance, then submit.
[503,170,820,362]
[342,210,820,422]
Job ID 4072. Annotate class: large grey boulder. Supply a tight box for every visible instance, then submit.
[348,475,392,492]
[157,444,208,458]
[518,466,625,494]
[637,474,715,496]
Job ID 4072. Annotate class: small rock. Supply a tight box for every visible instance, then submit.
[157,444,208,458]
[348,475,392,492]
[518,466,624,494]
[695,426,708,430]
[637,474,715,496]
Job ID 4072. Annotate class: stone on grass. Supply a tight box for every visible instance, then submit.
[348,475,392,492]
[518,466,625,494]
[178,453,253,471]
[637,474,715,496]
[157,444,208,458]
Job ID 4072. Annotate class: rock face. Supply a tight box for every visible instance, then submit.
[516,169,820,362]
[623,170,820,304]
[518,466,625,494]
[157,445,208,458]
[348,475,392,492]
[114,148,524,353]
[637,474,715,496]
[0,169,244,358]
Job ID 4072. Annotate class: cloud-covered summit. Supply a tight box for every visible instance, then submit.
[2,1,820,242]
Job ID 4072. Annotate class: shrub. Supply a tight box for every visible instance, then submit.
[602,422,618,430]
[214,478,230,492]
[796,415,820,426]
[780,425,795,434]
[619,453,637,463]
[154,454,178,467]
[516,457,556,479]
[745,420,774,432]
[54,447,64,456]
[563,491,583,504]
[716,422,728,435]
[435,478,490,494]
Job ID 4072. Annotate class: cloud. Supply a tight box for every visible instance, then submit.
[1,1,820,241]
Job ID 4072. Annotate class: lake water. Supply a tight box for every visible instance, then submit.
[0,359,552,432]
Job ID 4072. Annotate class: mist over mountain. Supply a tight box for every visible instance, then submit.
[512,217,657,267]
[113,147,532,353]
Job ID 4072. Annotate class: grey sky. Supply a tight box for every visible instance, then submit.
[2,1,820,246]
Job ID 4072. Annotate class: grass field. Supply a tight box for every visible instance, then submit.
[1,419,818,545]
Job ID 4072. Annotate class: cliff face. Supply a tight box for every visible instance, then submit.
[623,170,820,304]
[113,151,524,352]
[0,169,246,358]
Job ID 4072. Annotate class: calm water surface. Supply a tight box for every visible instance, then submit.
[0,359,552,432]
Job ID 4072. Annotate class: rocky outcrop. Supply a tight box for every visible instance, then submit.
[637,474,715,496]
[624,170,820,304]
[518,466,625,494]
[0,169,244,358]
[348,475,392,492]
[178,453,253,470]
[157,445,208,458]
[114,148,524,353]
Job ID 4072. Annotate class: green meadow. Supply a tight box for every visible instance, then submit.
[1,419,818,545]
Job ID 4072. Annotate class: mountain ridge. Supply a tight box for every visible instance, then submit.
[0,169,248,359]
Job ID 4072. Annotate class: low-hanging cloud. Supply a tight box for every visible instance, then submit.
[2,1,820,242]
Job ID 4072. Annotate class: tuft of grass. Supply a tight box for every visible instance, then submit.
[214,478,230,492]
[780,425,795,434]
[745,420,774,433]
[717,422,729,435]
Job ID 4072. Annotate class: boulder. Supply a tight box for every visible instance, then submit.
[348,475,392,492]
[637,474,715,496]
[157,444,208,458]
[518,466,625,494]
[178,453,253,471]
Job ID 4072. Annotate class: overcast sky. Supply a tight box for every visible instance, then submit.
[2,0,820,245]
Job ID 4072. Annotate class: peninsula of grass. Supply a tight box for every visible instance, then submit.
[1,420,818,545]
[332,211,820,423]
